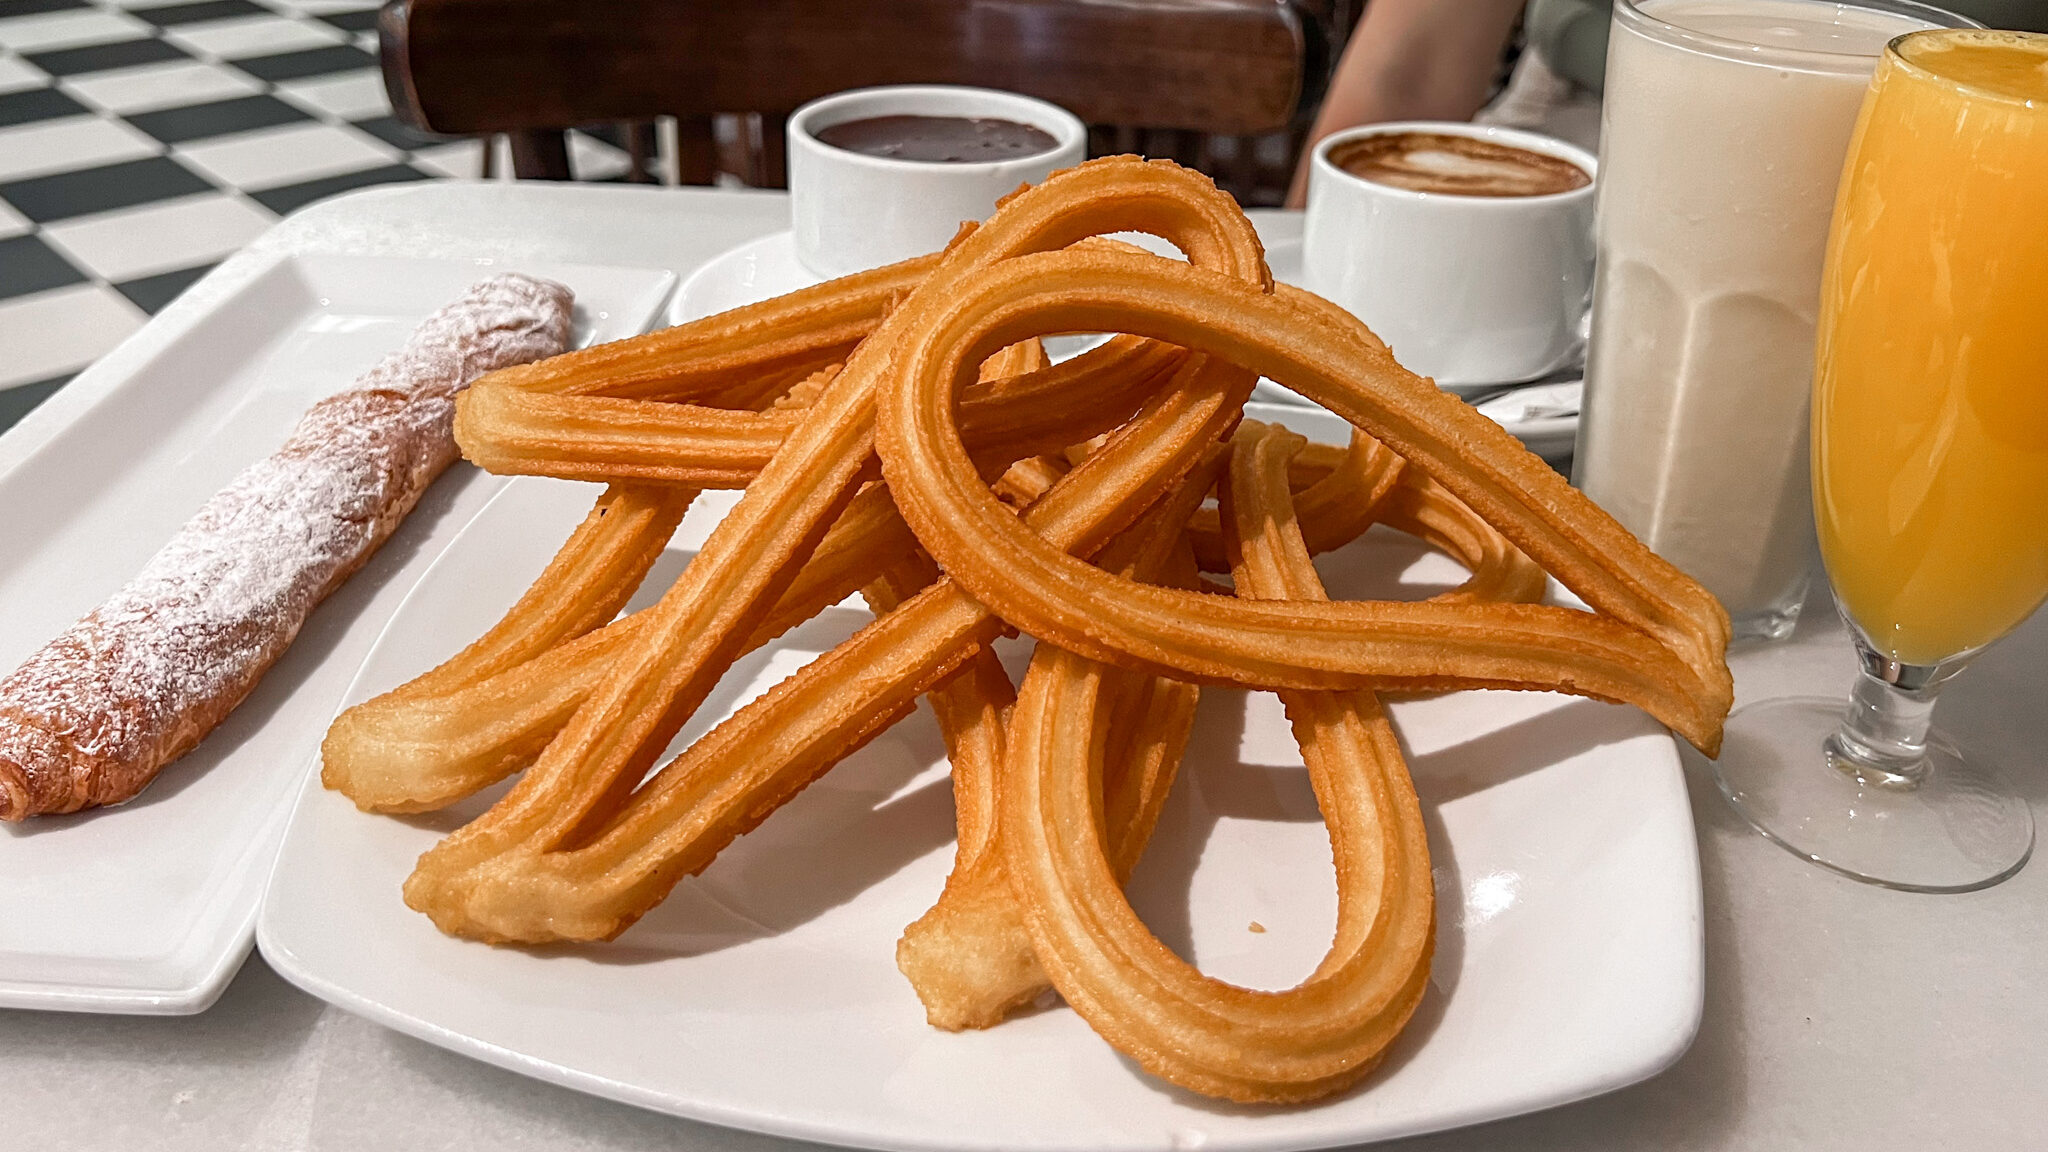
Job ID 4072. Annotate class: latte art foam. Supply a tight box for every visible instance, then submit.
[1330,132,1590,197]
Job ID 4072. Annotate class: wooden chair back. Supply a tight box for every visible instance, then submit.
[379,0,1357,205]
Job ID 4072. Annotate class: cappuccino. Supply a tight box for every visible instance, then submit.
[1329,132,1589,197]
[1302,123,1596,386]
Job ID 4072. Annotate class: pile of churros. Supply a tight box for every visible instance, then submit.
[320,156,1731,1105]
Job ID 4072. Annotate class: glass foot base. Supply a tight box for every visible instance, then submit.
[1715,697,2034,892]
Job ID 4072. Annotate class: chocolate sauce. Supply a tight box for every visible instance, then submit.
[814,114,1057,163]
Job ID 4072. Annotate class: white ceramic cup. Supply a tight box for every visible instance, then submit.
[1302,121,1598,391]
[786,85,1088,281]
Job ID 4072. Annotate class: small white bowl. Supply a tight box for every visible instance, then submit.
[786,85,1087,280]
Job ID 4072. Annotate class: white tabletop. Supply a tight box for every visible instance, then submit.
[4,181,2042,1152]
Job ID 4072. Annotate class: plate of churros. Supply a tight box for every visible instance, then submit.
[260,157,1728,1149]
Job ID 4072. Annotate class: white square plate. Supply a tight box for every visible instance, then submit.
[0,253,675,1013]
[258,400,1703,1151]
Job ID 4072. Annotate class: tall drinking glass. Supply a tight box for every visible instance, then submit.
[1714,28,2048,891]
[1577,0,1976,645]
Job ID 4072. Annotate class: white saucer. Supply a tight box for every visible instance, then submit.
[667,230,1580,461]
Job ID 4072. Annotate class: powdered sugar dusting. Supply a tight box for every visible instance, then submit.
[0,274,573,820]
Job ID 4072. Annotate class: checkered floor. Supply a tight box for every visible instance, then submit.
[0,0,635,427]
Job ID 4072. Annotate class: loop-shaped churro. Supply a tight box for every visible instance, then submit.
[1003,422,1433,1102]
[875,245,1731,753]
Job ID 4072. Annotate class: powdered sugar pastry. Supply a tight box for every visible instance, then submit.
[0,274,574,821]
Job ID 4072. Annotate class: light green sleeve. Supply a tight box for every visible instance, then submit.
[1524,0,1614,93]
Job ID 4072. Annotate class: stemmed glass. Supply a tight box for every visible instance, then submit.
[1713,27,2048,892]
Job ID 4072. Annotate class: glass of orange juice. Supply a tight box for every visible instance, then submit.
[1713,27,2047,892]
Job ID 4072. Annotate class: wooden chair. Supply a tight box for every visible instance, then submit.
[377,0,1359,206]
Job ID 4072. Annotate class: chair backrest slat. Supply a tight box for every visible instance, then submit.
[380,0,1341,205]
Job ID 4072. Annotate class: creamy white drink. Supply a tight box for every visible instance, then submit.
[1575,0,1961,640]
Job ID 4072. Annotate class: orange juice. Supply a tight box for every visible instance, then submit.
[1813,29,2048,666]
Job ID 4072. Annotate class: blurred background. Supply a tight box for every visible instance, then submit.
[4,0,2043,431]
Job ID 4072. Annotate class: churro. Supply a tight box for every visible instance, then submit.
[0,275,571,821]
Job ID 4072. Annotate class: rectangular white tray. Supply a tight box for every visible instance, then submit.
[0,252,674,1013]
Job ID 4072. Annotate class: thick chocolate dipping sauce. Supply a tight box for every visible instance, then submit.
[814,114,1058,163]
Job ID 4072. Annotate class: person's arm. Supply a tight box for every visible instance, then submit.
[1288,0,1527,205]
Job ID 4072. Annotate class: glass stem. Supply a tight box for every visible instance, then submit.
[1826,665,1943,789]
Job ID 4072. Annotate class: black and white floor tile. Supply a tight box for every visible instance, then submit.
[0,0,632,420]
